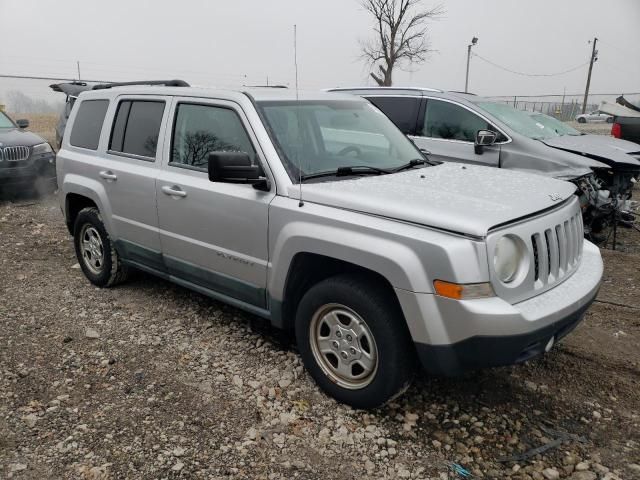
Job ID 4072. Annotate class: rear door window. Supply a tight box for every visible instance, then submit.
[109,100,165,158]
[365,96,420,135]
[69,99,109,150]
[423,99,490,142]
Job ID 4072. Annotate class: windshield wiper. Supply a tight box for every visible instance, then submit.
[391,158,430,172]
[300,165,390,182]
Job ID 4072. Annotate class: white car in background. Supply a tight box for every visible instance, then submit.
[575,110,613,124]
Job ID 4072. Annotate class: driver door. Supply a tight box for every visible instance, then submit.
[156,98,275,309]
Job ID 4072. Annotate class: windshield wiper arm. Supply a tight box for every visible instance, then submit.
[300,165,390,182]
[336,165,391,176]
[391,158,430,172]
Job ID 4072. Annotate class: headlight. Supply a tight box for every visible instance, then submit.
[494,235,521,283]
[31,143,53,155]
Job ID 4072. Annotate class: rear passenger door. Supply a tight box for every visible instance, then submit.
[410,98,501,167]
[100,96,168,270]
[156,98,275,309]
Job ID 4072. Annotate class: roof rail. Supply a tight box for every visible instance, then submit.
[327,86,443,94]
[244,85,288,89]
[91,79,190,90]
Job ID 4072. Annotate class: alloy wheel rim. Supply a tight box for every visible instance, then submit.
[80,225,105,275]
[309,303,378,390]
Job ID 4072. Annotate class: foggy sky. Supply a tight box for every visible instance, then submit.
[1,0,639,103]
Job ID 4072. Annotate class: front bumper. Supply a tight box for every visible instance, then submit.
[0,154,56,187]
[398,240,603,375]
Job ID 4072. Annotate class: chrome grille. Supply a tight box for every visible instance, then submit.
[0,146,31,162]
[531,211,583,286]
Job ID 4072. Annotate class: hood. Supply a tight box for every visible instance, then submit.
[0,128,47,147]
[289,163,577,237]
[542,135,640,170]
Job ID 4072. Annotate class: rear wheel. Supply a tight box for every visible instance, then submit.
[295,274,414,408]
[606,117,613,123]
[73,207,129,287]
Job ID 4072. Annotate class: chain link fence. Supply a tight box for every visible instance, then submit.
[485,93,640,121]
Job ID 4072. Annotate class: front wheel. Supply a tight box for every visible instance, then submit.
[577,117,587,123]
[295,274,414,409]
[606,117,613,123]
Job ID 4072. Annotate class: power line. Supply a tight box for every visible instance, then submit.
[472,52,589,77]
[597,38,638,60]
[0,74,113,83]
[598,59,640,78]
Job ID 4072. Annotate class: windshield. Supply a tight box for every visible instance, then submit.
[476,101,561,140]
[258,100,423,182]
[528,112,582,136]
[0,111,16,128]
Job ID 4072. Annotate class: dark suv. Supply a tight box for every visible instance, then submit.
[0,110,56,192]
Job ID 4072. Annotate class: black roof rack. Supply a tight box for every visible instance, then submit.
[91,79,189,90]
[49,81,88,92]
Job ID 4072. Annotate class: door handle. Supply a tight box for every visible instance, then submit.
[161,185,187,198]
[99,170,117,181]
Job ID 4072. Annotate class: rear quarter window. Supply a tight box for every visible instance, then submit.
[366,96,421,135]
[69,99,109,150]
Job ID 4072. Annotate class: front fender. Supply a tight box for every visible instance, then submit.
[267,197,490,301]
[269,221,426,299]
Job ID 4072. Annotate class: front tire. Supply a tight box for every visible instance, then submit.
[73,207,129,287]
[295,274,414,409]
[577,117,587,123]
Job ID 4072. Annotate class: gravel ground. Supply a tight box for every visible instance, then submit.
[0,193,639,480]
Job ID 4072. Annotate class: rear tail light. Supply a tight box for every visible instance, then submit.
[611,122,622,138]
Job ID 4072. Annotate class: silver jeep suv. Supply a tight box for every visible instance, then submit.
[57,81,603,408]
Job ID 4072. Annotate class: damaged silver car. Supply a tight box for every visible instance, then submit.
[330,87,640,241]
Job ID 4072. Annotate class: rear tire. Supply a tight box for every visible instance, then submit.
[73,207,129,287]
[606,117,613,123]
[295,274,414,409]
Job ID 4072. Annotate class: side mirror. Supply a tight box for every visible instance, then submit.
[16,119,29,129]
[474,129,498,154]
[208,151,265,185]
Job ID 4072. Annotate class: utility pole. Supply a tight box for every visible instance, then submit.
[464,37,478,93]
[581,37,598,114]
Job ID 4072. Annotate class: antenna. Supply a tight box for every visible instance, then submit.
[294,24,304,207]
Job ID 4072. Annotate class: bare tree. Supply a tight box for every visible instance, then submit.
[360,0,444,86]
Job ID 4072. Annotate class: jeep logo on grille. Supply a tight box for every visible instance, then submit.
[549,193,563,202]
